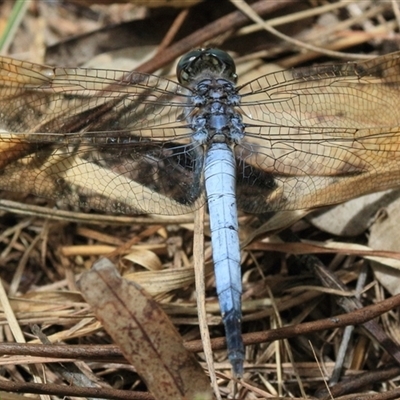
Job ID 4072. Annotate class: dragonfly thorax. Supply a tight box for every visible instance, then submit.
[189,77,244,145]
[178,49,244,145]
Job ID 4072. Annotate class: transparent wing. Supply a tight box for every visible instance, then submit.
[0,57,204,215]
[2,53,400,216]
[237,51,400,213]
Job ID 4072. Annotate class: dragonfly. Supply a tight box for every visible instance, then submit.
[1,48,400,376]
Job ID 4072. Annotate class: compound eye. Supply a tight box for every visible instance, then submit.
[177,48,237,85]
[206,48,236,75]
[176,49,204,84]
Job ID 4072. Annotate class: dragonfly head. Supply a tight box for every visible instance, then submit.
[177,48,238,86]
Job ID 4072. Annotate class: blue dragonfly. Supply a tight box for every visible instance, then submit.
[1,49,400,376]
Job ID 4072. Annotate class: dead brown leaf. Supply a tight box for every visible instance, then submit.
[78,257,214,400]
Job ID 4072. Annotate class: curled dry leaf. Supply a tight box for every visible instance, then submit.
[308,189,400,237]
[123,247,163,271]
[77,258,214,400]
